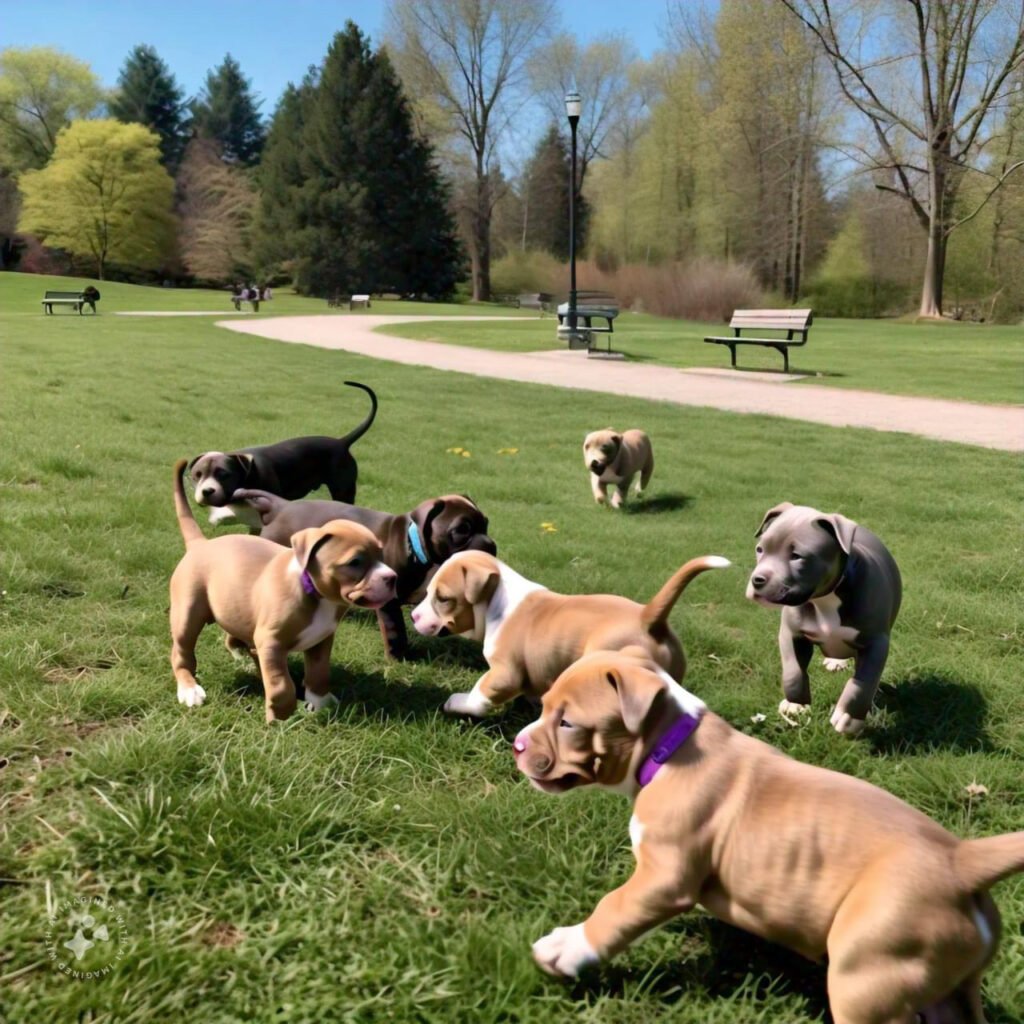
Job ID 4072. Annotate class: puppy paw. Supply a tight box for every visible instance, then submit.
[830,706,866,736]
[532,924,598,978]
[778,699,811,722]
[443,691,492,717]
[610,493,624,509]
[822,657,851,673]
[207,505,238,526]
[177,681,206,708]
[303,690,339,712]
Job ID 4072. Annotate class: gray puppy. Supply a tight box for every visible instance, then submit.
[747,502,901,736]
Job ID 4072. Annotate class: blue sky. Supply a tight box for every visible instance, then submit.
[5,0,671,113]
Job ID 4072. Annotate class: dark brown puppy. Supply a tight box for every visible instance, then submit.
[232,488,496,660]
[187,381,377,515]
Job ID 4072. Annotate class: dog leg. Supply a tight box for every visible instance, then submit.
[779,624,814,712]
[591,475,609,505]
[611,475,634,508]
[534,859,694,978]
[302,636,338,712]
[171,599,209,708]
[444,665,519,717]
[254,638,298,722]
[376,600,409,661]
[831,634,889,735]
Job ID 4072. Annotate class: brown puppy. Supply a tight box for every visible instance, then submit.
[582,428,653,507]
[514,649,1024,1022]
[231,488,495,660]
[411,551,728,716]
[169,459,397,722]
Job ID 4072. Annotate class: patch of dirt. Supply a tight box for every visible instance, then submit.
[41,658,117,684]
[200,923,245,948]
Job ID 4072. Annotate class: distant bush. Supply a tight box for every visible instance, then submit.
[489,250,563,298]
[803,277,912,318]
[576,259,764,322]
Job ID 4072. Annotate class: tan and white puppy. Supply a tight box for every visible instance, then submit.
[170,459,397,723]
[410,550,728,716]
[583,428,653,508]
[515,650,1024,1022]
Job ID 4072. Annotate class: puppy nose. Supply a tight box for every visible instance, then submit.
[513,732,528,754]
[201,487,215,498]
[751,574,767,590]
[590,461,601,473]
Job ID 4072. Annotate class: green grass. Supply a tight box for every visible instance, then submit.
[1,275,1022,1022]
[380,313,1024,405]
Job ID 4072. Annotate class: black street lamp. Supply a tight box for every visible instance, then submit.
[565,88,581,335]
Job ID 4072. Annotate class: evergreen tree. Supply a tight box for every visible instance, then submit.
[108,45,187,169]
[256,22,462,298]
[190,54,265,166]
[521,124,588,260]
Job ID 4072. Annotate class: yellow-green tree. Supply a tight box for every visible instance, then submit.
[18,119,175,279]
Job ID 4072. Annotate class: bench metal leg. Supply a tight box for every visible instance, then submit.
[773,345,789,372]
[729,344,737,368]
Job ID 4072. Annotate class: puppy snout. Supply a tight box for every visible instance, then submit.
[589,460,603,474]
[513,732,529,755]
[751,573,768,591]
[411,608,421,625]
[471,535,497,555]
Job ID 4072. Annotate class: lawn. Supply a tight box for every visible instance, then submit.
[1,275,1022,1022]
[380,312,1024,406]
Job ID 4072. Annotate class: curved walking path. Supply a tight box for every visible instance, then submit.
[220,315,1024,452]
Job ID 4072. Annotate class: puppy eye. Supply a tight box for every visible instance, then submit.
[791,552,804,561]
[755,546,763,555]
[347,556,365,569]
[559,718,574,729]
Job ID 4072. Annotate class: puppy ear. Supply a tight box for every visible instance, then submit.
[186,455,201,473]
[462,560,500,605]
[232,453,255,480]
[755,502,794,538]
[291,526,330,571]
[606,663,667,734]
[815,514,857,555]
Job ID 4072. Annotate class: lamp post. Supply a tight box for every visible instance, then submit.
[565,89,581,335]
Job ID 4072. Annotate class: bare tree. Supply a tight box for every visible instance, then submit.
[387,0,554,301]
[781,0,1024,317]
[527,34,638,192]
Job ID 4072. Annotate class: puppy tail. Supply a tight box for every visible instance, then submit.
[173,458,205,549]
[954,832,1024,892]
[336,381,378,448]
[641,555,731,634]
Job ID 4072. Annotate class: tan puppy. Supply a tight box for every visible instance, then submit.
[169,459,397,722]
[410,551,728,716]
[583,428,653,507]
[514,650,1024,1022]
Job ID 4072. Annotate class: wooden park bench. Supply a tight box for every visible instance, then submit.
[327,293,371,310]
[41,290,95,315]
[557,290,620,353]
[704,308,813,373]
[516,292,554,317]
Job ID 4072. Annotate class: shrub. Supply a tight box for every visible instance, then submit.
[802,277,912,318]
[489,249,563,298]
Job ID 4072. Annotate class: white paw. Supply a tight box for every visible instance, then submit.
[830,706,866,736]
[610,493,624,509]
[207,505,237,526]
[443,690,492,717]
[532,923,598,978]
[303,690,339,712]
[778,699,811,718]
[177,681,206,707]
[822,657,851,673]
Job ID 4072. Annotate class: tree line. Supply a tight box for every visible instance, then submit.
[1,0,1022,321]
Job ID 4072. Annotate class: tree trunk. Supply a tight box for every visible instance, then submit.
[918,159,946,318]
[471,169,491,302]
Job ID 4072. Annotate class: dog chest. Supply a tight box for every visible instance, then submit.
[795,594,858,654]
[293,602,341,651]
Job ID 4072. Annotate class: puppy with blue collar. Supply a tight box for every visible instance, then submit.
[747,502,902,735]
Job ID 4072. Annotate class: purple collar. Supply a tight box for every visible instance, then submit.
[636,711,702,787]
[300,569,321,599]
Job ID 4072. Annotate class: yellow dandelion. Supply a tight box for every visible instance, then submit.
[446,446,464,454]
[497,447,519,455]
[461,451,471,458]
[540,522,557,533]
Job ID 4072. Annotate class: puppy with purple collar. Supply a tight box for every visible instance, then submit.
[747,502,902,735]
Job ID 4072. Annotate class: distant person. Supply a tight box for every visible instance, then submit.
[249,284,260,313]
[262,284,273,302]
[230,283,242,311]
[81,285,100,313]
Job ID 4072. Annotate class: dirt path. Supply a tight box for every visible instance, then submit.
[219,315,1024,452]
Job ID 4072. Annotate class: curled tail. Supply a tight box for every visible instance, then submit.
[641,555,731,635]
[173,458,205,549]
[954,832,1024,892]
[338,381,378,448]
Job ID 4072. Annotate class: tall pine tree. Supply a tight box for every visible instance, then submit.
[256,22,461,298]
[109,45,187,169]
[190,55,265,166]
[520,124,590,260]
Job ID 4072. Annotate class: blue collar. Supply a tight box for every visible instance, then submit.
[833,553,856,593]
[407,522,430,565]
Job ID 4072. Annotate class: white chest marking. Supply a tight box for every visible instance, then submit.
[293,600,339,651]
[798,593,857,652]
[629,814,645,852]
[482,564,547,661]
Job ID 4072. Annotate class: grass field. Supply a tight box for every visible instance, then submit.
[381,313,1024,406]
[1,273,1022,1022]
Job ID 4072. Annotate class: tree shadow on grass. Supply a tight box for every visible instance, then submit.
[623,492,692,515]
[868,674,990,755]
